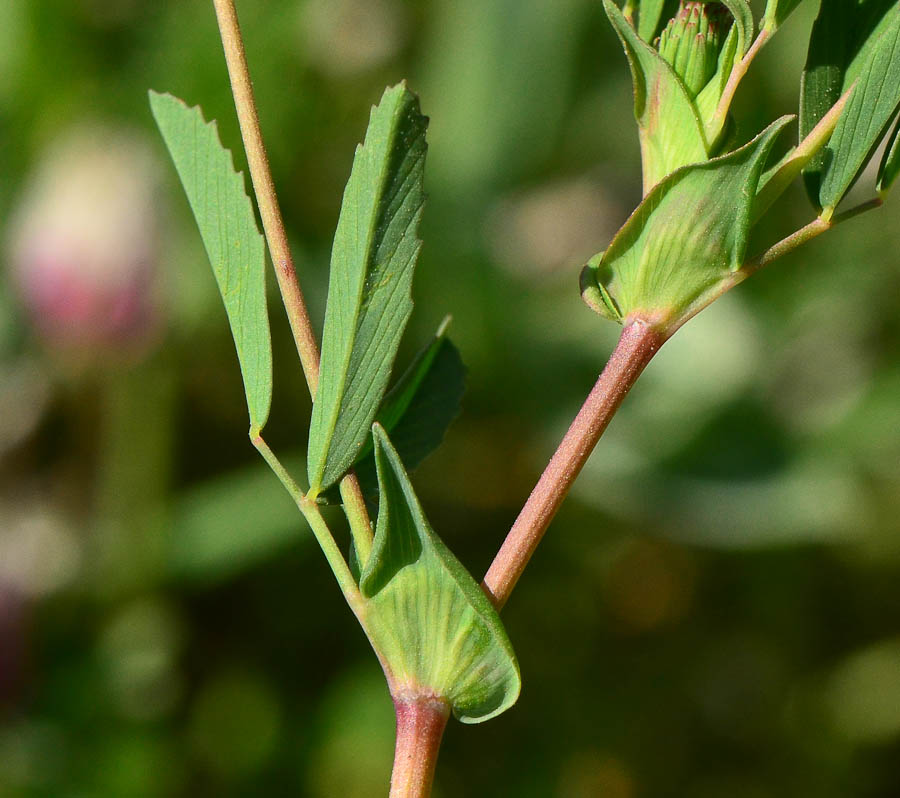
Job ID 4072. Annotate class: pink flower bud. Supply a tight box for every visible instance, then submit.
[7,128,162,360]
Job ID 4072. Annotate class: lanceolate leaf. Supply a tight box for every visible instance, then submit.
[584,117,792,328]
[358,426,520,723]
[307,84,428,495]
[353,322,466,495]
[877,115,900,195]
[149,92,272,432]
[604,0,708,192]
[801,1,900,211]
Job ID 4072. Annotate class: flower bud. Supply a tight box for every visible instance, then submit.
[657,2,728,97]
[7,128,162,361]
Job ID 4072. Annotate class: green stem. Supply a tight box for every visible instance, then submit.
[340,475,374,567]
[251,433,362,609]
[744,197,883,276]
[389,697,450,798]
[482,320,664,609]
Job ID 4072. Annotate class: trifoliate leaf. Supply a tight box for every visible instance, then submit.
[357,426,520,723]
[603,0,709,192]
[583,117,792,331]
[150,92,272,433]
[307,83,428,495]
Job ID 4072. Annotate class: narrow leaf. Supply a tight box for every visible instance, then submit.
[307,83,428,495]
[604,0,709,191]
[586,117,792,328]
[819,5,900,211]
[352,321,466,495]
[637,0,678,43]
[877,115,900,195]
[358,425,520,723]
[718,0,755,59]
[150,91,272,431]
[800,1,900,211]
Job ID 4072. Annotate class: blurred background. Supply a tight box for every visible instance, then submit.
[1,0,899,795]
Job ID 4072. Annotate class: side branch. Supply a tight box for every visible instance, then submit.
[482,320,664,610]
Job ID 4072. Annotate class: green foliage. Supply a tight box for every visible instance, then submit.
[149,92,272,432]
[801,1,900,212]
[636,0,679,43]
[353,321,466,495]
[604,0,708,190]
[582,117,791,329]
[763,0,807,32]
[307,83,428,496]
[358,426,520,723]
[877,116,900,196]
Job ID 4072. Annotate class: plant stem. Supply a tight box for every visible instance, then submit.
[340,474,374,566]
[482,320,664,610]
[743,197,883,276]
[389,697,450,798]
[212,0,374,552]
[712,27,771,138]
[251,433,363,608]
[212,0,320,394]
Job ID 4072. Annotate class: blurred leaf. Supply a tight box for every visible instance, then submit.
[149,92,272,432]
[353,320,466,495]
[170,456,304,583]
[583,117,791,328]
[763,0,807,32]
[800,1,900,211]
[358,426,520,723]
[876,115,900,195]
[307,83,428,495]
[604,0,708,191]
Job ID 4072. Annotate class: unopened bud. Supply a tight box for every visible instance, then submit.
[7,128,162,361]
[657,2,727,97]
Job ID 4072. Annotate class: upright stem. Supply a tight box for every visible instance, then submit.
[482,320,664,609]
[212,0,374,553]
[389,698,450,798]
[212,0,321,394]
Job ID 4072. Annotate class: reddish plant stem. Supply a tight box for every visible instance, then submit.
[482,320,664,610]
[389,697,451,798]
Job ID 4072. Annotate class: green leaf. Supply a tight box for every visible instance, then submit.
[763,0,807,32]
[150,91,272,432]
[637,0,678,43]
[358,425,520,723]
[718,0,754,59]
[877,115,900,195]
[801,1,900,211]
[169,454,305,584]
[603,0,709,191]
[307,83,428,495]
[584,117,792,330]
[352,320,466,495]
